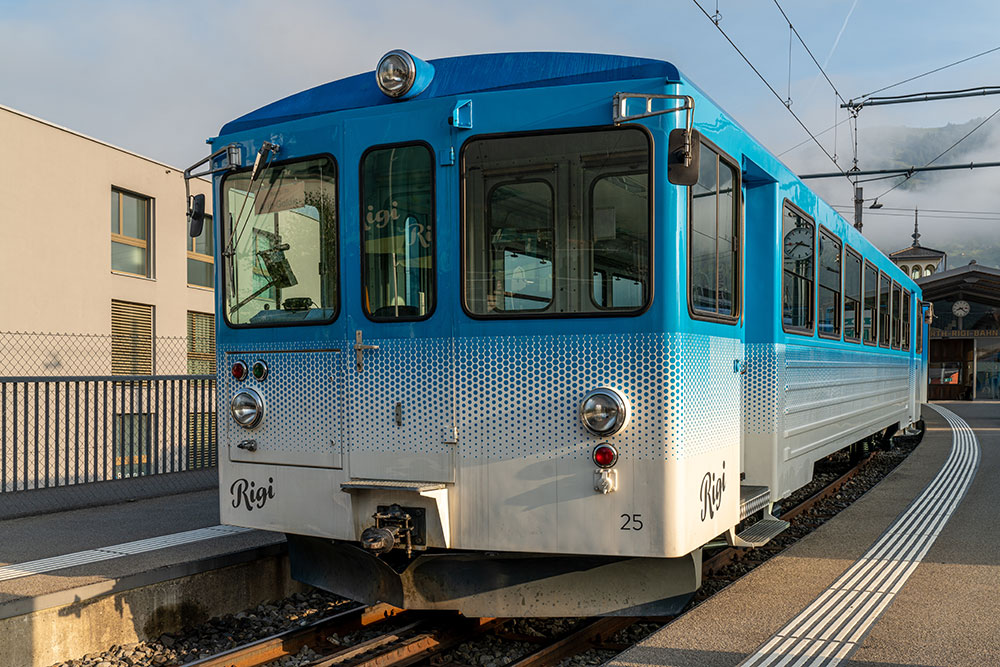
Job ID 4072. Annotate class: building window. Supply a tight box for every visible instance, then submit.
[899,264,909,275]
[111,300,153,375]
[112,188,152,277]
[188,213,214,288]
[925,264,935,276]
[690,142,741,320]
[863,261,878,345]
[911,266,921,280]
[782,202,814,333]
[844,248,862,342]
[187,311,215,374]
[818,228,841,338]
[114,413,152,478]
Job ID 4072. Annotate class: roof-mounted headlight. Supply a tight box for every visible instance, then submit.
[376,49,434,100]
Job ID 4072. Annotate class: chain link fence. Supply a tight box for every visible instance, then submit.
[0,331,201,376]
[0,331,219,518]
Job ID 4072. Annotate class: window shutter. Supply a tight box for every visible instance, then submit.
[187,312,216,374]
[111,300,153,375]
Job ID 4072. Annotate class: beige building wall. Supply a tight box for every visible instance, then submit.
[0,105,214,374]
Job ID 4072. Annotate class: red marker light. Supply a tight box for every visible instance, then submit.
[593,443,618,468]
[232,361,248,381]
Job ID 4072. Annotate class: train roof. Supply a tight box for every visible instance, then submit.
[220,52,681,135]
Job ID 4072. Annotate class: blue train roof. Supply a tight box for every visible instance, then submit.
[220,52,681,135]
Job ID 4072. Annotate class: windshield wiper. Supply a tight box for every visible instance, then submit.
[224,141,280,259]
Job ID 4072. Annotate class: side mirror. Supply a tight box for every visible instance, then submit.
[668,129,701,186]
[188,194,206,238]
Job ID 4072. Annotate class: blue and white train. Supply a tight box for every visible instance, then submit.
[186,51,928,617]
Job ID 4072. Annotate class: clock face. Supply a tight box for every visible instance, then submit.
[783,226,813,260]
[953,300,971,317]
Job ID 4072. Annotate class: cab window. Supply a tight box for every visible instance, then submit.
[361,143,435,320]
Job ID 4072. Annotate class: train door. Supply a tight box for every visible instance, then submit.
[222,154,347,470]
[739,159,780,486]
[344,136,457,483]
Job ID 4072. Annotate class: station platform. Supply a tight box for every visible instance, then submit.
[610,401,998,667]
[0,487,292,667]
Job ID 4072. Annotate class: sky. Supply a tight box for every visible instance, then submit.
[4,0,1000,254]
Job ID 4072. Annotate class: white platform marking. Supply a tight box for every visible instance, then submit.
[740,405,980,667]
[0,525,253,582]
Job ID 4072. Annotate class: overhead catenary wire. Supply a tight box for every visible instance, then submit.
[871,104,1000,200]
[690,0,851,183]
[772,0,849,108]
[778,111,853,155]
[860,45,1000,100]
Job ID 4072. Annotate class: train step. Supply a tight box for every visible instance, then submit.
[739,485,771,521]
[341,480,447,493]
[728,514,789,548]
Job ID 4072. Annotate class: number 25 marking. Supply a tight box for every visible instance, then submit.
[620,513,643,531]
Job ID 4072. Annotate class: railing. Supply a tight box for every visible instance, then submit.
[0,375,216,493]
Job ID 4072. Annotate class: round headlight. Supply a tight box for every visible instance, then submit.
[580,388,629,436]
[376,50,416,98]
[231,389,264,429]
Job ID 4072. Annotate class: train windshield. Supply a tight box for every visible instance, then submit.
[222,156,339,326]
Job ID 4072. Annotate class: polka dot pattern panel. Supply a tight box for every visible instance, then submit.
[454,333,742,462]
[220,343,345,453]
[345,337,453,460]
[743,343,780,435]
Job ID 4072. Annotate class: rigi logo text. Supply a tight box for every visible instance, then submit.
[230,477,275,511]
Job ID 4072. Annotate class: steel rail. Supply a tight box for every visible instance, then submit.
[184,602,404,667]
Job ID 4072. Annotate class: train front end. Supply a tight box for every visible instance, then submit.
[206,52,744,617]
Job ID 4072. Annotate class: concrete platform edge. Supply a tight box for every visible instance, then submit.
[0,541,286,620]
[0,542,304,667]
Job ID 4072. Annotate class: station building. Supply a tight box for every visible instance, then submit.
[917,261,1000,400]
[0,105,214,376]
[887,214,1000,401]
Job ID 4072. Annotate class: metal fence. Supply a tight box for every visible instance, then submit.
[1,374,216,494]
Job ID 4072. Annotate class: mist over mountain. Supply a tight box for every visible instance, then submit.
[824,116,1000,267]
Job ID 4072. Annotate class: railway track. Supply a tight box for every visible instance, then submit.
[181,443,904,667]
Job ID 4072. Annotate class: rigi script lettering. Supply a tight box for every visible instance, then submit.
[230,477,275,511]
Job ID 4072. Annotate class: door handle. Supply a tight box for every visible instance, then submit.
[354,330,379,372]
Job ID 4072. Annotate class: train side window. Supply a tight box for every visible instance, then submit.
[844,247,862,342]
[902,290,911,351]
[689,142,740,321]
[891,282,902,349]
[462,126,650,317]
[916,299,923,354]
[818,227,841,338]
[863,261,878,345]
[879,272,891,347]
[361,143,435,320]
[781,202,814,334]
